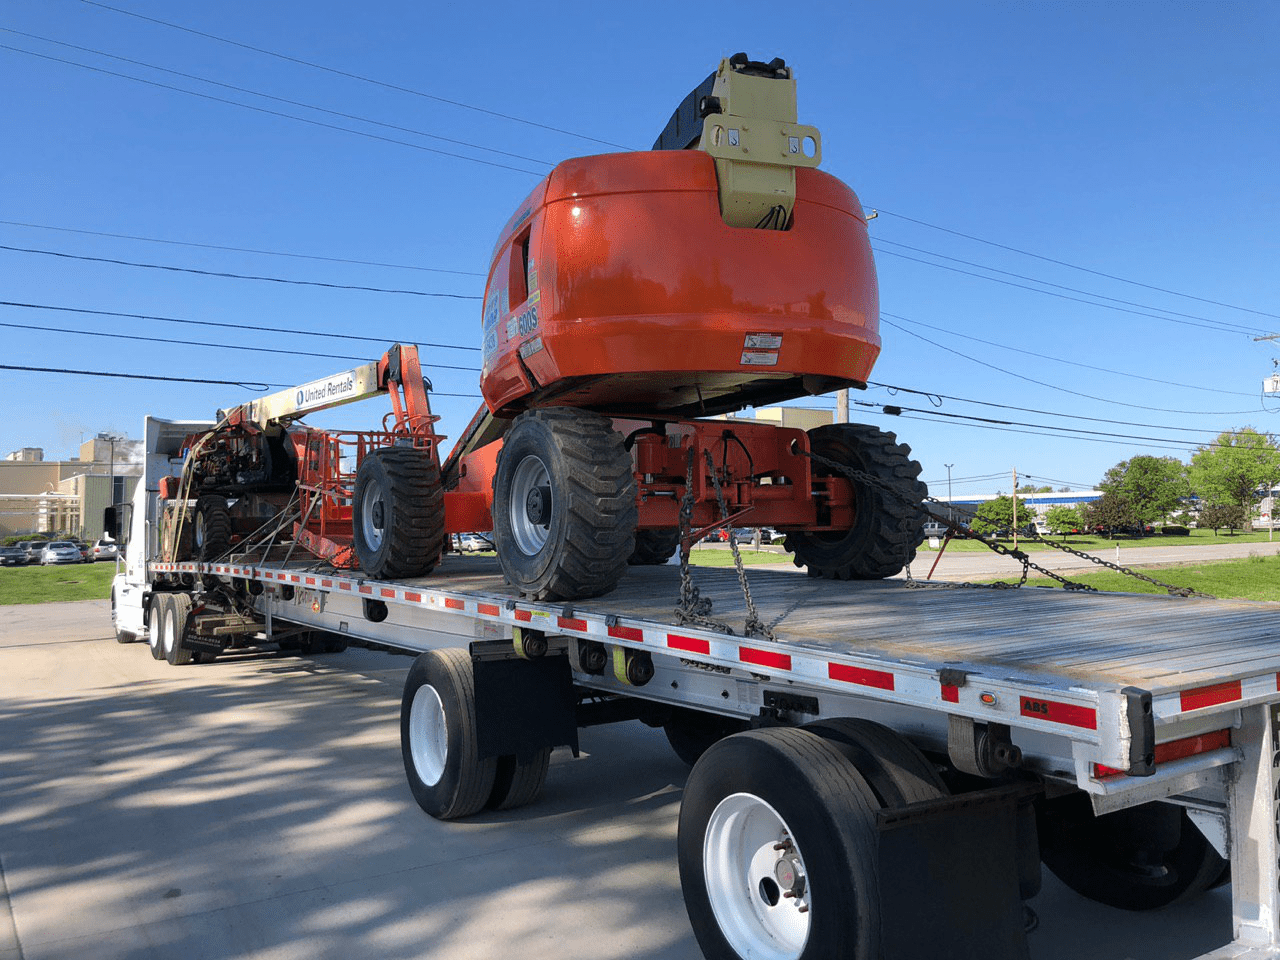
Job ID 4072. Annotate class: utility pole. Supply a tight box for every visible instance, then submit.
[836,389,848,424]
[1012,467,1018,549]
[945,464,954,522]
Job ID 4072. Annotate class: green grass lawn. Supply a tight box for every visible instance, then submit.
[0,563,116,605]
[993,553,1280,602]
[687,546,794,567]
[919,527,1280,554]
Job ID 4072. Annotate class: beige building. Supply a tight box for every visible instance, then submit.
[0,435,142,540]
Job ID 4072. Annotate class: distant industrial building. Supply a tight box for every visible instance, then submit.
[0,434,142,540]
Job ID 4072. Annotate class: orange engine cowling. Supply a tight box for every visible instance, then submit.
[478,149,879,419]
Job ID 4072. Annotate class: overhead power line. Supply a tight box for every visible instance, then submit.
[0,218,484,276]
[880,317,1265,417]
[874,238,1266,337]
[76,0,635,151]
[0,300,482,353]
[874,247,1266,338]
[0,362,277,390]
[873,207,1280,323]
[1,28,557,169]
[0,243,481,298]
[882,312,1255,397]
[0,43,546,177]
[0,319,481,372]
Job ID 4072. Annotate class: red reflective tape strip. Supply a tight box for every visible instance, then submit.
[609,625,644,643]
[405,592,423,603]
[829,663,895,691]
[478,603,500,617]
[380,588,396,599]
[941,684,960,703]
[668,634,710,655]
[321,579,332,587]
[339,582,352,591]
[558,617,587,632]
[358,585,372,595]
[290,575,300,583]
[305,577,316,585]
[514,609,532,623]
[1019,697,1097,729]
[1180,680,1243,712]
[444,598,465,610]
[739,647,792,671]
[1096,729,1232,778]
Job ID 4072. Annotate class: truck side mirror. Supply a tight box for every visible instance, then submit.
[104,504,132,547]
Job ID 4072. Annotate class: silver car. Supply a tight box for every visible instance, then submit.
[41,541,83,565]
[93,539,119,561]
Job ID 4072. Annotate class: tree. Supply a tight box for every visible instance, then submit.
[1188,428,1280,532]
[1044,504,1083,538]
[1082,490,1140,537]
[1200,501,1246,535]
[1097,456,1188,531]
[970,494,1035,537]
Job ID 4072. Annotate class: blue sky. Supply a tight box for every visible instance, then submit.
[1,0,1276,498]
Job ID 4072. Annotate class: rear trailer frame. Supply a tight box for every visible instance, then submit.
[145,556,1280,958]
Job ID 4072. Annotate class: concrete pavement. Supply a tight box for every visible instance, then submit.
[0,600,1239,960]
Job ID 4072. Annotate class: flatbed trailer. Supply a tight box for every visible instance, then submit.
[112,418,1280,960]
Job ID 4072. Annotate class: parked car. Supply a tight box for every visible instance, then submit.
[93,539,119,561]
[457,533,491,553]
[18,540,49,564]
[0,545,26,566]
[921,521,949,540]
[67,539,92,562]
[41,541,83,565]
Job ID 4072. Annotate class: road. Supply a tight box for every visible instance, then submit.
[0,601,1238,960]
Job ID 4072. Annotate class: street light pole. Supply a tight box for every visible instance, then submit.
[945,464,954,522]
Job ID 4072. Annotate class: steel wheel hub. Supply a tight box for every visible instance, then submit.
[703,792,811,960]
[408,685,448,787]
[509,455,552,556]
[361,484,386,550]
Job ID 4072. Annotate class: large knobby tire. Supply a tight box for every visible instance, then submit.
[629,528,681,565]
[679,728,882,960]
[1038,793,1226,910]
[161,505,194,562]
[194,494,233,561]
[785,423,926,580]
[400,649,497,820]
[353,447,446,580]
[802,717,947,807]
[492,408,637,600]
[487,748,552,811]
[148,594,169,660]
[164,593,195,666]
[664,708,751,767]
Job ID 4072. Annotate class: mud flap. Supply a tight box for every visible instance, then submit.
[471,651,579,762]
[877,783,1040,960]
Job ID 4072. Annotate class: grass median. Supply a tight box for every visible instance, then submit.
[918,527,1279,553]
[0,563,116,605]
[984,553,1280,602]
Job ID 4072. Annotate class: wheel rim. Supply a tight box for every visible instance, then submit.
[360,483,386,551]
[703,793,811,960]
[508,454,552,556]
[150,605,164,654]
[194,512,206,550]
[162,607,176,657]
[408,685,448,787]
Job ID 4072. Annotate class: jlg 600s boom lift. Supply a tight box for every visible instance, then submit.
[161,54,926,604]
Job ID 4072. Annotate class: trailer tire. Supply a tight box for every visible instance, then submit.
[679,729,882,960]
[148,594,169,660]
[629,528,681,565]
[161,506,194,562]
[164,593,195,666]
[493,408,637,600]
[194,495,232,561]
[353,447,446,581]
[487,748,552,811]
[785,424,926,580]
[1038,794,1226,911]
[802,718,947,807]
[664,708,750,767]
[400,649,497,820]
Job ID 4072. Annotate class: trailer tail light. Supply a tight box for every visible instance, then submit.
[1094,729,1231,779]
